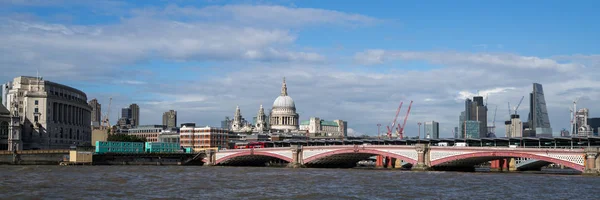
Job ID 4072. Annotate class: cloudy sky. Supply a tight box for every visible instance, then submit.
[1,0,599,138]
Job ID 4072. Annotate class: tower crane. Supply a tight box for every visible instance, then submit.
[572,97,581,136]
[102,97,112,130]
[514,96,524,115]
[397,100,413,139]
[386,102,403,139]
[489,105,498,134]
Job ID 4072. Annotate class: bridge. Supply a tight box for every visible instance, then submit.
[202,144,600,174]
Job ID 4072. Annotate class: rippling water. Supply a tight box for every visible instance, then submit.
[1,166,599,199]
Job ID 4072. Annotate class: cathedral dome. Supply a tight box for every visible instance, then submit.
[269,77,299,132]
[273,96,295,109]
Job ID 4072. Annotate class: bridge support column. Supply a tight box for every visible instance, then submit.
[413,144,431,171]
[375,155,384,168]
[508,158,517,171]
[204,150,216,166]
[288,145,304,168]
[584,147,599,175]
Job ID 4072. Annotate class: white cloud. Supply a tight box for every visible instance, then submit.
[354,50,583,72]
[134,4,380,28]
[456,87,517,101]
[1,3,378,82]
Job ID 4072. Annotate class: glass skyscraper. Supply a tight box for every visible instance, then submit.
[528,83,553,137]
[424,121,439,139]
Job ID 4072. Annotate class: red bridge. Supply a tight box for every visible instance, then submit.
[201,144,600,174]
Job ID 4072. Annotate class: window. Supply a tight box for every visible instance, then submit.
[0,122,8,138]
[34,108,39,113]
[34,100,39,105]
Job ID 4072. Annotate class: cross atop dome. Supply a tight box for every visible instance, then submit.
[281,77,288,96]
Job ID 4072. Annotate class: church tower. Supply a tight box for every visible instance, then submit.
[255,105,268,132]
[231,106,243,131]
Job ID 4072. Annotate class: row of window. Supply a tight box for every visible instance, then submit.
[180,129,231,133]
[48,87,86,104]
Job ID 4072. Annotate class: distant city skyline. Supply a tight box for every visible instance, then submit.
[1,1,599,137]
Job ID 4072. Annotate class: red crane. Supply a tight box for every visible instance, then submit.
[398,100,413,139]
[386,102,403,139]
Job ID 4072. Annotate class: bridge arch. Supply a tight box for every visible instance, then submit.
[215,151,293,165]
[431,152,584,172]
[303,148,417,167]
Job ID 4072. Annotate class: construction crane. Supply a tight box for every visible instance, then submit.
[397,100,413,139]
[386,102,404,139]
[101,97,112,130]
[489,105,498,134]
[514,96,524,115]
[571,97,581,136]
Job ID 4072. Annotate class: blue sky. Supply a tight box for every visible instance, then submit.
[1,0,599,137]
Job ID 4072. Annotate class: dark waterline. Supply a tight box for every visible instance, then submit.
[1,165,598,200]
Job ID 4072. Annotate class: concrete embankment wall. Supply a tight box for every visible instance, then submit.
[0,153,67,165]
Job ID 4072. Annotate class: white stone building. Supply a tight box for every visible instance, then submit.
[299,117,347,139]
[5,76,92,149]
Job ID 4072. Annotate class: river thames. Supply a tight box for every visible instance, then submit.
[0,166,598,199]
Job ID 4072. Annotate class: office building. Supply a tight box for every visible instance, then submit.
[121,107,132,119]
[221,117,232,130]
[299,117,347,139]
[88,99,101,128]
[5,76,92,149]
[527,83,553,137]
[117,103,140,129]
[463,120,480,138]
[130,104,139,128]
[162,110,177,129]
[179,124,231,150]
[423,121,439,139]
[128,125,178,142]
[588,118,600,136]
[459,96,487,138]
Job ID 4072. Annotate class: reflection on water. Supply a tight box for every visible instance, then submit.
[0,166,598,199]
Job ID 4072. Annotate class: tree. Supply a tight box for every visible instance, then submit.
[107,134,147,142]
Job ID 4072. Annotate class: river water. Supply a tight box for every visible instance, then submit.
[0,166,598,200]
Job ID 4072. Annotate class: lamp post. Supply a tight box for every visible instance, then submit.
[377,124,381,140]
[418,122,422,143]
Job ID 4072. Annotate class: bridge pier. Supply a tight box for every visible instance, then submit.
[490,159,511,172]
[584,147,599,175]
[204,149,216,166]
[288,145,304,168]
[412,144,431,171]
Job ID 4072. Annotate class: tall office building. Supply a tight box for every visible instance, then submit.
[527,83,552,137]
[424,121,439,139]
[221,117,232,130]
[588,118,600,136]
[121,107,131,119]
[459,96,488,138]
[162,110,177,129]
[130,103,139,128]
[88,99,101,128]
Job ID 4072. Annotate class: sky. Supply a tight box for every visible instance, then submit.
[1,0,599,138]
